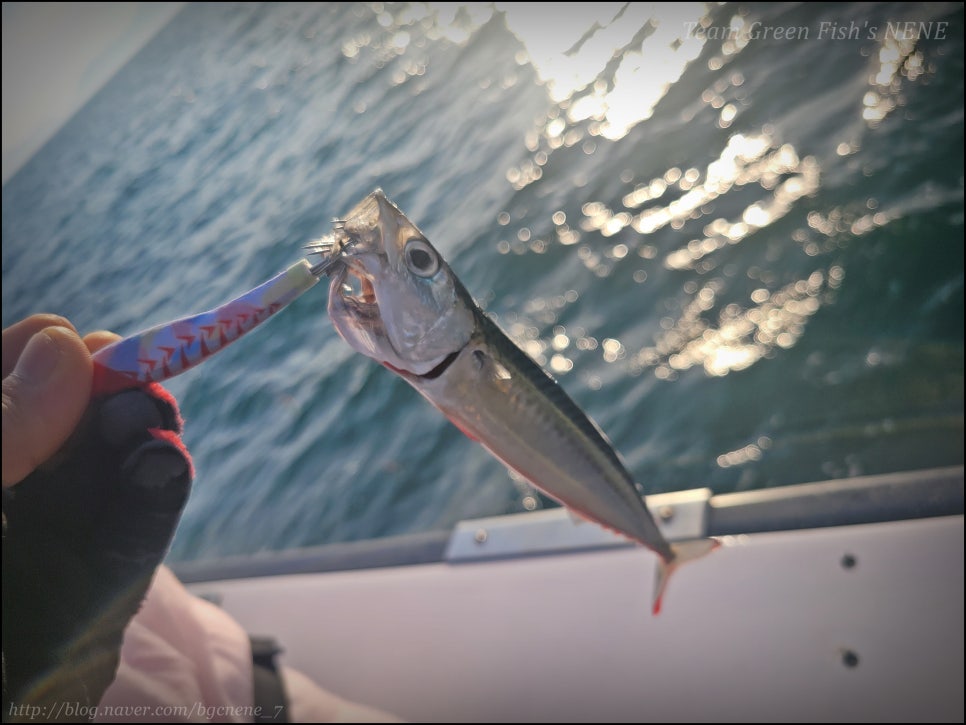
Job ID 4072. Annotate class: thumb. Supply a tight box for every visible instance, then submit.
[2,326,93,487]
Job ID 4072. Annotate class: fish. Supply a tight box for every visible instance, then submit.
[317,189,717,614]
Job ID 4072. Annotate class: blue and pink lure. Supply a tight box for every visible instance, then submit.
[92,260,320,395]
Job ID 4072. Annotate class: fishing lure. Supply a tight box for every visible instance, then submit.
[91,255,333,395]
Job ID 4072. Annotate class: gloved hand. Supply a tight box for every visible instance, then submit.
[2,379,193,722]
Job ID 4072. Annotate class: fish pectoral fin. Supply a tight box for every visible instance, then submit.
[652,538,721,616]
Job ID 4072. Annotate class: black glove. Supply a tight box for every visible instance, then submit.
[2,384,193,722]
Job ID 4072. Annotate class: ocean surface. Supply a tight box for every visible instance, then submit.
[3,2,962,563]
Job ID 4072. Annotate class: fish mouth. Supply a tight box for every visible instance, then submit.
[332,260,380,319]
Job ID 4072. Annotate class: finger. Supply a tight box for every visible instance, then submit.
[98,390,165,446]
[94,439,192,585]
[83,330,122,354]
[2,314,77,377]
[2,326,93,487]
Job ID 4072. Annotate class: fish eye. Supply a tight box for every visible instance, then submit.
[404,239,439,277]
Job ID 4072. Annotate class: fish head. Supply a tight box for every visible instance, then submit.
[326,189,474,375]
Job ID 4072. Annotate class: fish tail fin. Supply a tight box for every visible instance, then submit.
[652,538,721,616]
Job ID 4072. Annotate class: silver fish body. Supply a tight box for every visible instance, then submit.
[322,190,712,611]
[406,306,674,562]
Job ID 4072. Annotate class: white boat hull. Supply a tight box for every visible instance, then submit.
[182,469,964,722]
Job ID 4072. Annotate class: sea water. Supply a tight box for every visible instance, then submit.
[2,3,962,562]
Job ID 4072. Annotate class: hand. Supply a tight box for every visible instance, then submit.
[2,315,193,720]
[2,315,94,488]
